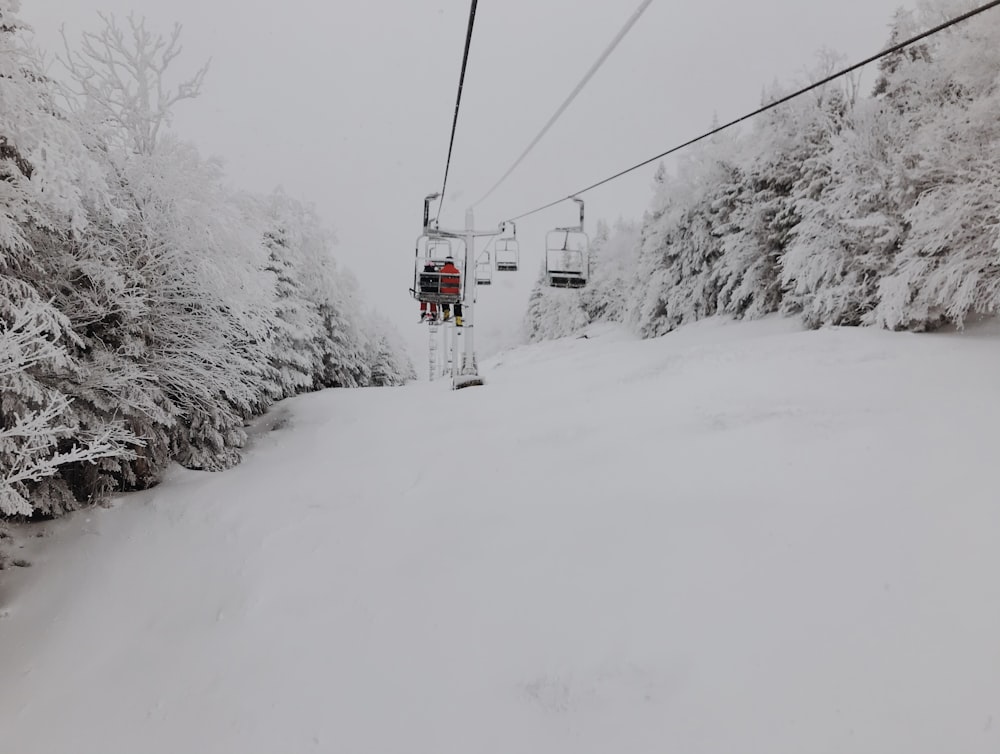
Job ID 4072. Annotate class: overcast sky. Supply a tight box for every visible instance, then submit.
[25,0,911,361]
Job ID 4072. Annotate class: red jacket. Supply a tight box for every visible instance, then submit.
[440,262,460,296]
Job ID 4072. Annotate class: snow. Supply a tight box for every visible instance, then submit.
[2,316,1000,753]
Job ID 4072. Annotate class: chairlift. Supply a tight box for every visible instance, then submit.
[411,191,465,305]
[412,232,465,305]
[475,250,492,285]
[495,220,519,272]
[545,198,589,288]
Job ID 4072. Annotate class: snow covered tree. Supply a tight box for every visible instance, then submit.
[873,5,1000,329]
[521,0,1000,343]
[778,82,882,326]
[0,9,416,523]
[0,280,137,516]
[258,190,327,400]
[360,312,415,387]
[872,7,932,102]
[315,266,371,388]
[364,334,400,387]
[57,15,275,472]
[117,140,274,471]
[1,2,138,515]
[710,87,813,320]
[579,218,640,325]
[627,138,744,336]
[627,169,686,338]
[523,271,590,343]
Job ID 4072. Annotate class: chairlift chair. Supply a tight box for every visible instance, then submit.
[545,230,589,288]
[544,198,589,288]
[495,221,520,272]
[412,232,465,305]
[475,250,492,285]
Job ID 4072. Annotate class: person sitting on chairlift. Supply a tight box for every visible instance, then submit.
[439,256,463,327]
[419,260,440,322]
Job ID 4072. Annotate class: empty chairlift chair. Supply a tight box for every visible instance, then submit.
[494,221,520,272]
[475,250,492,285]
[545,198,589,288]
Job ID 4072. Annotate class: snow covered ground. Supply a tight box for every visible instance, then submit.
[2,316,999,754]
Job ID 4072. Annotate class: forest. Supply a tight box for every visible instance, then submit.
[0,2,414,527]
[526,1,1000,345]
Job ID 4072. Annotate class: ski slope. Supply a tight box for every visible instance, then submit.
[2,317,999,754]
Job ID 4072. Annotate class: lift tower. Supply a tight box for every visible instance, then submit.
[412,196,499,390]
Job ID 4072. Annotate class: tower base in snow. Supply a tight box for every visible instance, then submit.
[452,374,484,390]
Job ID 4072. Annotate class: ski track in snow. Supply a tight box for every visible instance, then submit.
[2,316,999,754]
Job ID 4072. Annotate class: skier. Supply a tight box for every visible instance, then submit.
[418,260,440,322]
[439,256,463,327]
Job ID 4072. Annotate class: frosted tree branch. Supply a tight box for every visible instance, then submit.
[59,13,210,155]
[1,293,141,516]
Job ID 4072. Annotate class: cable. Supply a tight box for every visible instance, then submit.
[508,0,1000,222]
[437,0,480,222]
[473,0,655,208]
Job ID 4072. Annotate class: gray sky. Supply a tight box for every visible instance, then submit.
[25,0,910,361]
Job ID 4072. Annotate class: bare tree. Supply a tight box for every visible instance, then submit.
[60,13,209,155]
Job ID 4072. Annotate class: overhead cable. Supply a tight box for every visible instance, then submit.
[508,0,1000,222]
[473,0,656,208]
[438,0,480,221]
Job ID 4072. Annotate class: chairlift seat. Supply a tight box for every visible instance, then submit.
[544,228,589,289]
[547,272,587,288]
[495,238,519,272]
[414,266,462,304]
[475,250,492,285]
[417,292,462,304]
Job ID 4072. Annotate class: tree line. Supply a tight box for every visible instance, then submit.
[526,1,1000,344]
[1,4,413,526]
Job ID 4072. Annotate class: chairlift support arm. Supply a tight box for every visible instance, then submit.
[553,197,585,233]
[423,192,441,231]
